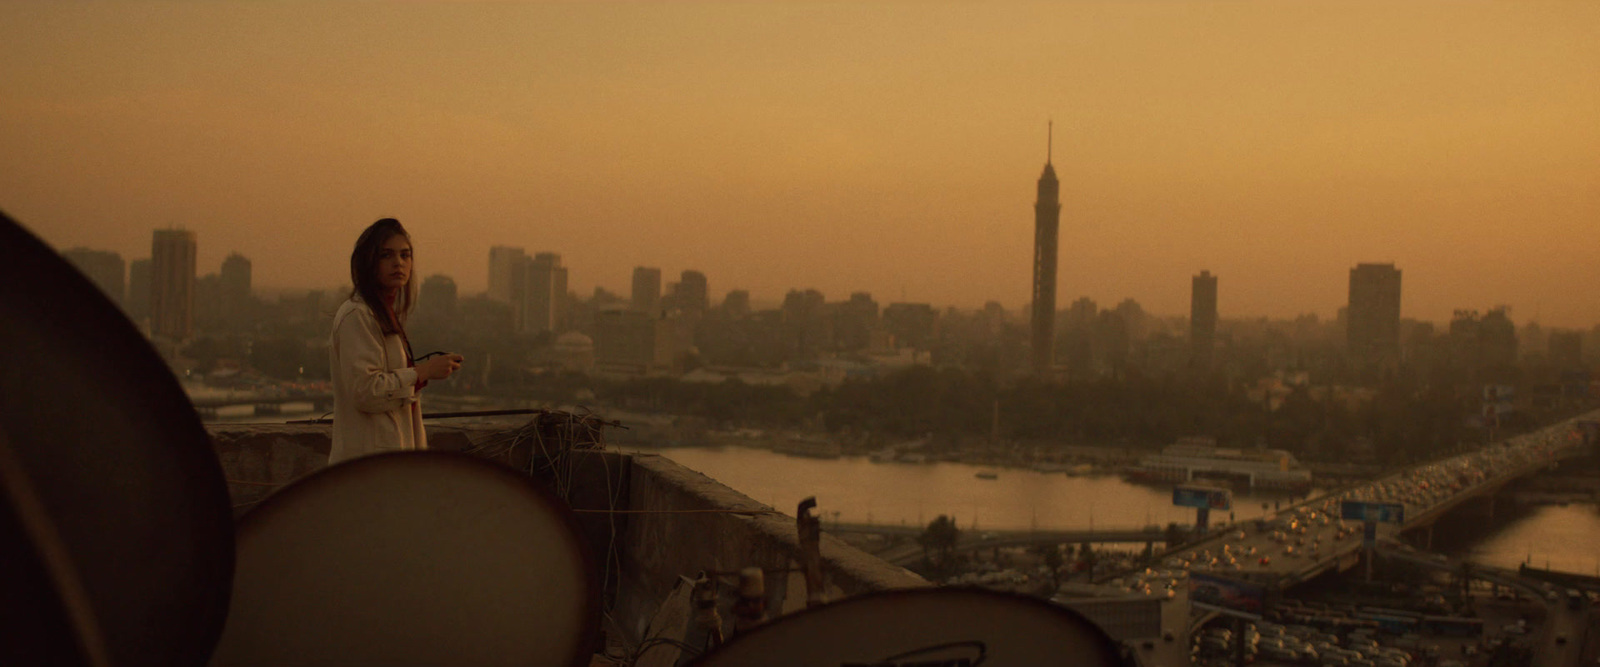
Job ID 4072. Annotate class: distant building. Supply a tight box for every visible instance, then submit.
[195,273,222,331]
[220,252,251,329]
[781,289,829,359]
[487,246,526,304]
[418,274,458,323]
[61,247,125,307]
[883,302,938,350]
[127,258,152,321]
[676,270,709,315]
[631,266,662,315]
[1347,263,1402,362]
[832,292,879,352]
[150,229,197,340]
[1190,270,1218,367]
[1031,128,1061,375]
[550,331,595,373]
[721,290,751,318]
[1060,297,1097,377]
[593,307,679,373]
[520,252,567,334]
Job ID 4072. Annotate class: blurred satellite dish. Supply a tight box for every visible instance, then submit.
[692,587,1127,667]
[210,451,599,667]
[0,210,235,667]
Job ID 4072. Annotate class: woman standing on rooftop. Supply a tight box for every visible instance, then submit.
[328,218,462,464]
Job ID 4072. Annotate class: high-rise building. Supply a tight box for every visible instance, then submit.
[631,267,662,314]
[150,229,197,340]
[418,274,459,323]
[1190,270,1218,367]
[61,247,126,307]
[520,252,567,334]
[1347,263,1402,362]
[884,302,938,350]
[487,246,526,304]
[781,289,829,359]
[128,258,151,320]
[220,252,252,329]
[722,290,751,318]
[593,307,679,372]
[1031,126,1061,375]
[677,270,709,315]
[832,292,879,352]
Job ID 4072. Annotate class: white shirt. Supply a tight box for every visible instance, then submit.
[328,296,426,464]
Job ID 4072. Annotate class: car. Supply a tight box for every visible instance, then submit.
[1502,623,1527,635]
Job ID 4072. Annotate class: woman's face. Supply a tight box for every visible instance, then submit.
[375,234,412,293]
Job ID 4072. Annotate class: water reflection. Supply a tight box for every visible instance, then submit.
[642,445,1315,532]
[1449,502,1600,576]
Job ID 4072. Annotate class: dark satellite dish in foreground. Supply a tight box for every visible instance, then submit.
[0,210,235,666]
[210,452,599,667]
[692,587,1127,667]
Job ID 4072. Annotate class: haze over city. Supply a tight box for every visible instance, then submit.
[3,2,1597,326]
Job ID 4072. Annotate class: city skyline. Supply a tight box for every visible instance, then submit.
[3,2,1597,327]
[55,229,1600,336]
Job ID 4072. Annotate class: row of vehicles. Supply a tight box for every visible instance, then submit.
[1193,618,1422,666]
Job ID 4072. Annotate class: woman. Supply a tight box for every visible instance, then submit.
[328,218,462,464]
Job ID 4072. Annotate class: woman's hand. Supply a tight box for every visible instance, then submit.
[416,353,463,382]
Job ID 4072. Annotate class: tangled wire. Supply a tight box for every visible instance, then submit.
[460,408,623,501]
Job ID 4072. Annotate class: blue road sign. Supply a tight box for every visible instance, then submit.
[1174,485,1232,511]
[1340,500,1405,524]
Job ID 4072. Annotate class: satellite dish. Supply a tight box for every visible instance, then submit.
[692,587,1127,667]
[210,451,599,667]
[0,211,235,667]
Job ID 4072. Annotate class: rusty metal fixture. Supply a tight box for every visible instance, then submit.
[796,497,827,608]
[691,571,724,648]
[731,566,767,633]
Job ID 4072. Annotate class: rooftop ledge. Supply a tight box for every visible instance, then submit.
[206,420,928,651]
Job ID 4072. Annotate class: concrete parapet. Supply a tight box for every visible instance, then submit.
[202,421,927,647]
[612,453,928,642]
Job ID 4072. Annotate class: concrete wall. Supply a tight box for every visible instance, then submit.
[203,422,926,646]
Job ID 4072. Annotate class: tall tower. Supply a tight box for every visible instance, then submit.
[1190,270,1218,368]
[1031,124,1061,375]
[1347,263,1402,363]
[150,229,197,340]
[631,266,662,314]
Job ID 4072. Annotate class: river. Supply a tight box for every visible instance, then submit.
[204,400,1600,575]
[629,444,1314,533]
[636,444,1600,574]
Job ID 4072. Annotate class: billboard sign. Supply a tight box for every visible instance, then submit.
[1173,485,1232,511]
[1340,500,1405,524]
[1189,572,1266,619]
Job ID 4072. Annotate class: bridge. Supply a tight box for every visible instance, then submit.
[1155,410,1599,590]
[828,522,1179,567]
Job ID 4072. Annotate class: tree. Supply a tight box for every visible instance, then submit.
[1028,544,1065,594]
[917,515,962,578]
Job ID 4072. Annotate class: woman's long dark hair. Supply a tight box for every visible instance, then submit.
[349,218,417,336]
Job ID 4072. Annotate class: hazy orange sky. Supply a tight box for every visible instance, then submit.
[3,2,1596,327]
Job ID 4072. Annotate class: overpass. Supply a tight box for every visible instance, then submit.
[1168,410,1599,590]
